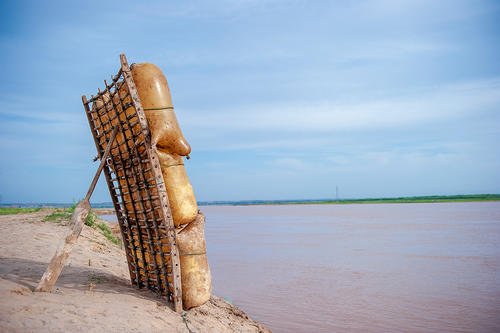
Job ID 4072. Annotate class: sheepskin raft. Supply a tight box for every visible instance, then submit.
[82,54,207,312]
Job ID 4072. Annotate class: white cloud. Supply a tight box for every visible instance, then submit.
[183,77,500,134]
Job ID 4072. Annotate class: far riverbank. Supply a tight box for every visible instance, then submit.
[199,194,500,206]
[1,194,499,211]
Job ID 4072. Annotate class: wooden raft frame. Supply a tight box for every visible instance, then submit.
[82,54,183,312]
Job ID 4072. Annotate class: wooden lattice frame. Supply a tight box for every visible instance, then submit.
[82,54,183,312]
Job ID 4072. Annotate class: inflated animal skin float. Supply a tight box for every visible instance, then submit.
[131,63,211,309]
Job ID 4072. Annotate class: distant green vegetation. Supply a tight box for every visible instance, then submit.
[317,194,500,205]
[0,207,41,215]
[199,194,500,206]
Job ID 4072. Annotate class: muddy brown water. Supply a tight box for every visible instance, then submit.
[101,202,500,332]
[203,202,500,333]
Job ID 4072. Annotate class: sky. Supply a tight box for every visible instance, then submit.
[0,0,499,203]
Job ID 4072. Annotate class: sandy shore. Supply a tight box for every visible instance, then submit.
[0,210,270,332]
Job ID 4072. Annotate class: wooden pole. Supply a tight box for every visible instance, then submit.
[36,126,118,292]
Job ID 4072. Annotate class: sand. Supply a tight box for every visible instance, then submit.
[0,210,270,333]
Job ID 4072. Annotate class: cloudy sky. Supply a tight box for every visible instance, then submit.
[1,0,499,203]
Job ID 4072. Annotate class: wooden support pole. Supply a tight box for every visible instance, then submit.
[36,126,119,292]
[35,200,91,292]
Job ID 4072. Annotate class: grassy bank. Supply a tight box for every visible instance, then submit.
[3,205,122,246]
[84,210,121,246]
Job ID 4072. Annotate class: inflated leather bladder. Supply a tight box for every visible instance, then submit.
[131,63,211,309]
[131,63,191,154]
[157,150,198,227]
[176,213,212,309]
[131,63,197,227]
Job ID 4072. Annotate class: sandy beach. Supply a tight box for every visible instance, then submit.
[0,210,270,333]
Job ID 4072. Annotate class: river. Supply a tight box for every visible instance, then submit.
[203,202,500,332]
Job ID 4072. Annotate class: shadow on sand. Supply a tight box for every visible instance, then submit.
[0,256,174,311]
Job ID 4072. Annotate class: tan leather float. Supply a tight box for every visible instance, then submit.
[131,63,191,154]
[156,150,198,227]
[131,63,211,309]
[176,213,211,309]
[131,63,197,227]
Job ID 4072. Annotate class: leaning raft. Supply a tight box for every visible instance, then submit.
[82,54,183,312]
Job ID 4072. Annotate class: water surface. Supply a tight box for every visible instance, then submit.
[203,202,500,332]
[99,214,118,222]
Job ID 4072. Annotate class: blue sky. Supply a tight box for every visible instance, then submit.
[1,0,499,203]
